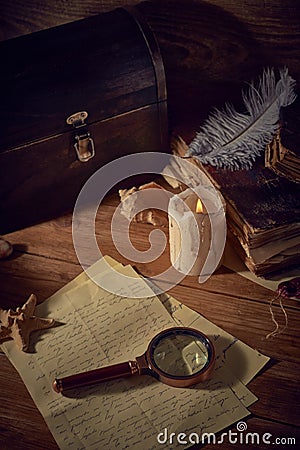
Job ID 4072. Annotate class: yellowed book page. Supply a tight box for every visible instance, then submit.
[1,262,250,450]
[223,243,300,297]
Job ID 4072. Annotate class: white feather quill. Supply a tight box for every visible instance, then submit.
[187,68,297,170]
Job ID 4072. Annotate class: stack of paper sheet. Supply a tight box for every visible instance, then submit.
[1,256,269,449]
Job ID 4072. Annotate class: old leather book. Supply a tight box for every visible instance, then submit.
[0,7,168,233]
[170,131,300,277]
[265,97,300,182]
[199,158,300,277]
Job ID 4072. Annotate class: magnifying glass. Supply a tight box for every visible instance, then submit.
[53,327,215,393]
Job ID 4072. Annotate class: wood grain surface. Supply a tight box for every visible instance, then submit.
[0,0,300,449]
[0,193,300,449]
[137,0,300,138]
[1,0,300,137]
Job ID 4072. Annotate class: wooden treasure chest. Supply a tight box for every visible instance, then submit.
[0,7,168,234]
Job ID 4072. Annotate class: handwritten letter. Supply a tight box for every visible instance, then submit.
[1,258,267,449]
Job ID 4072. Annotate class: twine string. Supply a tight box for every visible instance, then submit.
[266,293,289,339]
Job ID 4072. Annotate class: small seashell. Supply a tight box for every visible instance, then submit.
[0,237,13,259]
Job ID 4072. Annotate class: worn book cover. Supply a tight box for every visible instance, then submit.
[171,129,300,276]
[265,97,300,182]
[198,156,300,276]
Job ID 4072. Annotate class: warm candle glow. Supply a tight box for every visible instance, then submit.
[196,198,203,213]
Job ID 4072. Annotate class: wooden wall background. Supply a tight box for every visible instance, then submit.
[1,0,300,138]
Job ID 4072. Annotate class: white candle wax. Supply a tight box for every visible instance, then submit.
[169,190,211,276]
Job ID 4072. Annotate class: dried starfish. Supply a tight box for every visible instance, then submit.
[0,294,55,352]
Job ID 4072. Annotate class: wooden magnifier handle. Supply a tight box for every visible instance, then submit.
[53,360,139,393]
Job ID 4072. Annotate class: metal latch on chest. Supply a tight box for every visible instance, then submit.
[66,111,95,162]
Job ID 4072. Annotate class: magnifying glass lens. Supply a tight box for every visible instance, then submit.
[150,329,212,379]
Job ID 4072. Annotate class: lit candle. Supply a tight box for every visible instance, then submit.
[168,189,211,276]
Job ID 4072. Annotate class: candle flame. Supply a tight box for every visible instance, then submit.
[196,198,203,213]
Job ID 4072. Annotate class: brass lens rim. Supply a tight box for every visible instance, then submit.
[146,327,215,388]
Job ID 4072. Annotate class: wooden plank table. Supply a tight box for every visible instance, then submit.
[0,193,299,449]
[1,0,300,448]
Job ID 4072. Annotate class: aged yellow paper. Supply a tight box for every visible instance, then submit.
[1,258,252,450]
[159,292,269,386]
[118,266,264,406]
